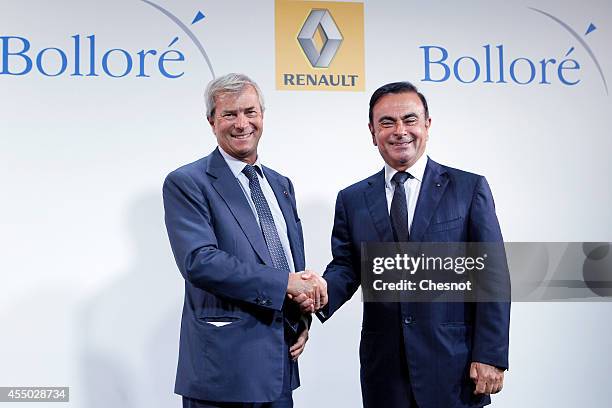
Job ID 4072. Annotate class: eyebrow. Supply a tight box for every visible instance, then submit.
[220,106,258,114]
[378,113,418,122]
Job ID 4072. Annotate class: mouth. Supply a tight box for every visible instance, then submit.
[231,131,254,140]
[391,138,414,147]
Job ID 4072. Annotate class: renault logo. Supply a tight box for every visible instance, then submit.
[275,0,364,91]
[297,9,343,68]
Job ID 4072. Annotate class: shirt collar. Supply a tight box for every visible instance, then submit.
[384,153,428,189]
[218,147,264,178]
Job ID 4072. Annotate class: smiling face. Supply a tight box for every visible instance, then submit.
[209,85,263,164]
[369,91,431,171]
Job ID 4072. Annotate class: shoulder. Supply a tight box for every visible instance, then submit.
[338,170,383,198]
[163,153,217,197]
[430,159,494,203]
[262,165,294,190]
[432,159,485,187]
[165,152,214,184]
[262,165,288,181]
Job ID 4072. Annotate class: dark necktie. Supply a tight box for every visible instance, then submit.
[242,164,290,271]
[390,171,414,242]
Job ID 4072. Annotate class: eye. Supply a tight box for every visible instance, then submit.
[380,120,394,128]
[245,110,258,118]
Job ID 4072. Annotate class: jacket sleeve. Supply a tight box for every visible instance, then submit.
[318,190,362,322]
[162,170,288,311]
[283,175,310,332]
[469,176,511,370]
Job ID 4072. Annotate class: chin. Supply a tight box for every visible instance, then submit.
[395,154,413,164]
[232,142,254,152]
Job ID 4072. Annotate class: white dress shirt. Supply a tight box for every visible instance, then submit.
[384,153,428,233]
[219,147,295,272]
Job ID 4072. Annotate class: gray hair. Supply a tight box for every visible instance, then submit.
[204,73,265,120]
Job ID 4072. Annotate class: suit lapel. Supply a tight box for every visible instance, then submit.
[410,158,449,242]
[263,167,304,272]
[206,149,273,267]
[364,169,394,242]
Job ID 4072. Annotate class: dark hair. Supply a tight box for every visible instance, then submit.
[368,81,429,124]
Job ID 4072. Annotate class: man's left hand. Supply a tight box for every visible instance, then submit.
[290,327,309,361]
[470,362,504,395]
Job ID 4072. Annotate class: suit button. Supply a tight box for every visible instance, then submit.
[404,316,414,325]
[276,316,283,323]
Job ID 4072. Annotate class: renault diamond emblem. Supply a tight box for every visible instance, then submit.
[297,9,343,68]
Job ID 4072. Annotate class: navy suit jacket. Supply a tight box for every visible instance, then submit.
[320,158,510,408]
[163,148,305,402]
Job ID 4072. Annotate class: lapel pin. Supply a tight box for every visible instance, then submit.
[435,183,441,187]
[283,190,289,196]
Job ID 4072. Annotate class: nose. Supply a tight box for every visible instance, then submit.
[234,112,248,130]
[394,121,407,136]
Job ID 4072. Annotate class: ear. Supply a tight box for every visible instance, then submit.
[369,123,377,146]
[424,117,431,140]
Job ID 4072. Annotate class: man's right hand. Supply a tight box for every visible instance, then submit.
[287,271,328,312]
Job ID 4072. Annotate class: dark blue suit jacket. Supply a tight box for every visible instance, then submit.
[163,148,305,402]
[320,158,510,408]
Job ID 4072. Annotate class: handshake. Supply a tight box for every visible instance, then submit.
[286,270,328,313]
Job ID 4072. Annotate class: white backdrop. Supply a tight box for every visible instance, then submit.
[2,0,612,406]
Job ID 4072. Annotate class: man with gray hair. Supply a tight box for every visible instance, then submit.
[163,73,327,407]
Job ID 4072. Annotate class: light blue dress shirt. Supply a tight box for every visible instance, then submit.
[219,147,296,272]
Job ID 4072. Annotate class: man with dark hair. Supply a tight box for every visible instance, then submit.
[163,73,327,408]
[368,81,429,123]
[317,81,510,407]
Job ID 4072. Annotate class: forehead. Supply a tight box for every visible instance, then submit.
[372,92,424,119]
[214,85,260,111]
